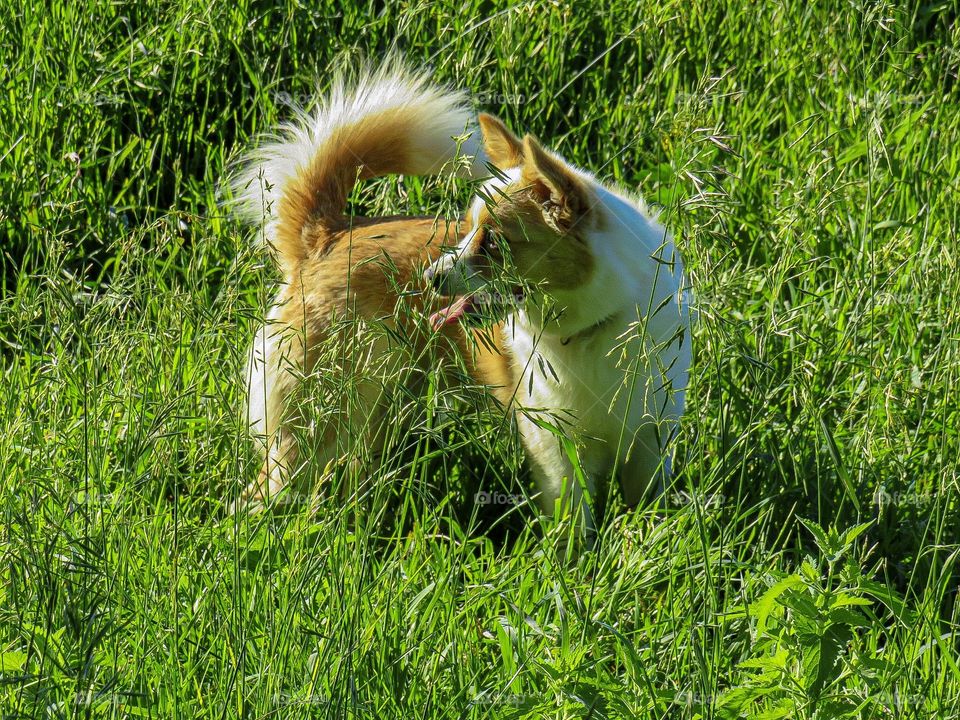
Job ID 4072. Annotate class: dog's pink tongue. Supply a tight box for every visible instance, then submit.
[429,296,471,331]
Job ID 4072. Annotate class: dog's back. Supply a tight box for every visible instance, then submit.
[228,62,505,510]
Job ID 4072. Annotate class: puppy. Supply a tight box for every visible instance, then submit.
[426,114,692,541]
[229,63,508,510]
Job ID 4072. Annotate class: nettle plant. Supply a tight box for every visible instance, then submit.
[719,520,914,719]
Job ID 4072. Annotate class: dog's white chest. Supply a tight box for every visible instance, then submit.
[504,306,690,460]
[508,321,640,442]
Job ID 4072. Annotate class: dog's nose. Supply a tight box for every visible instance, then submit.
[424,265,451,293]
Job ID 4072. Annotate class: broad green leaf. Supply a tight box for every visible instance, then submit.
[799,518,830,554]
[752,575,804,633]
[0,651,26,672]
[781,589,820,621]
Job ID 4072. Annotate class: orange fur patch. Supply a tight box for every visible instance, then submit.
[246,215,510,506]
[470,189,595,291]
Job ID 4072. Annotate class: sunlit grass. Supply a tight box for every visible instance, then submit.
[1,1,958,717]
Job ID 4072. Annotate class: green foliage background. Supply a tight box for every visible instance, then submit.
[1,1,958,717]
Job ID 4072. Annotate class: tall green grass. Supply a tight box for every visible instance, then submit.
[2,1,959,717]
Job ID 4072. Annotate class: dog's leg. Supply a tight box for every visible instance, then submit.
[231,434,299,513]
[232,314,310,512]
[236,298,347,513]
[518,415,598,553]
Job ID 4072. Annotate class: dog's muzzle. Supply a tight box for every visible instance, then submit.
[424,255,474,296]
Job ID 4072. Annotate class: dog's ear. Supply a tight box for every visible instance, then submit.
[478,113,524,169]
[520,135,588,230]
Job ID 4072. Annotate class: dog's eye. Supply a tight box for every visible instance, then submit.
[479,229,501,256]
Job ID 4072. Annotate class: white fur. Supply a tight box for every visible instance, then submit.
[230,60,486,246]
[234,62,488,484]
[432,163,692,539]
[245,303,282,449]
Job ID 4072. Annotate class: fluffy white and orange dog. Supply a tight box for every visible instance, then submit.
[229,64,508,509]
[427,114,692,541]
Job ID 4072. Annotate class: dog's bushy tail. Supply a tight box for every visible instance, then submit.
[230,61,481,272]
